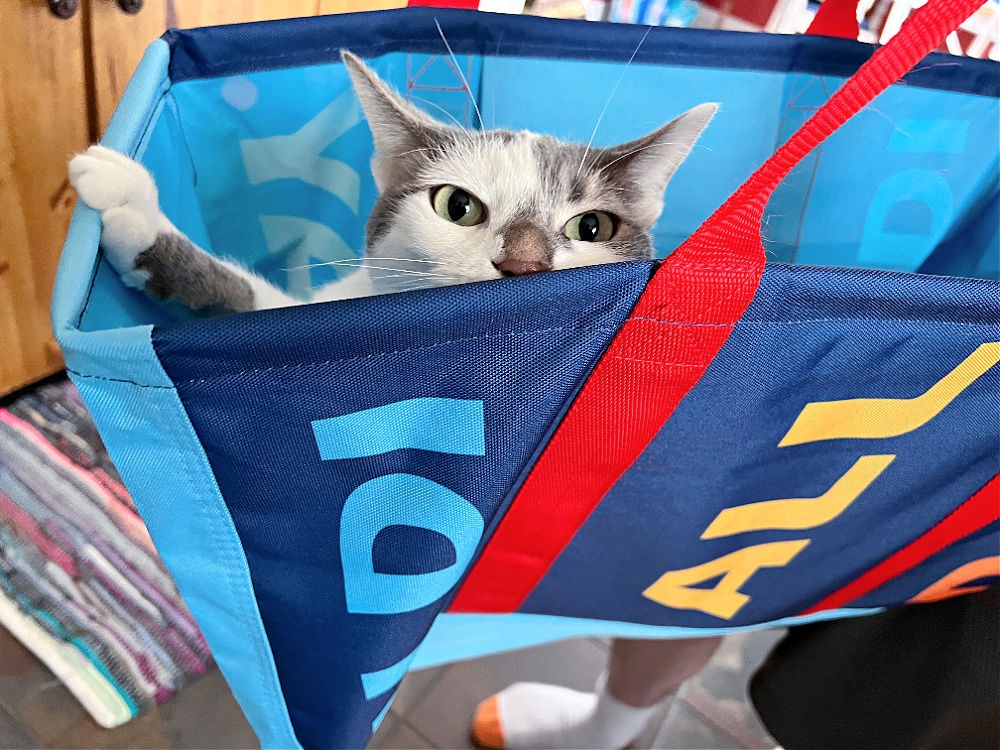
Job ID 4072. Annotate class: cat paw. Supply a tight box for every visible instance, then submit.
[69,146,166,284]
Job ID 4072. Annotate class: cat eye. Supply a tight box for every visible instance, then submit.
[431,185,487,227]
[563,211,616,242]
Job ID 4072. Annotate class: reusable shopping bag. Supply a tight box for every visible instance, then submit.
[53,0,998,745]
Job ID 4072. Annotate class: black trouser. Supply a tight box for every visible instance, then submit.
[750,588,1000,749]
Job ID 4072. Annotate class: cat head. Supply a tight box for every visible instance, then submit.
[342,51,716,288]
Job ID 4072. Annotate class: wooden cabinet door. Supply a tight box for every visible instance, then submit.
[90,0,407,133]
[0,0,90,396]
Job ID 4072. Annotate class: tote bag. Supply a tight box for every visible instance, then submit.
[53,1,998,746]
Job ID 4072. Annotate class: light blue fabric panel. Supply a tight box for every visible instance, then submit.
[54,41,172,343]
[410,607,884,669]
[52,41,302,750]
[787,83,999,271]
[78,96,210,333]
[484,58,998,270]
[68,357,302,750]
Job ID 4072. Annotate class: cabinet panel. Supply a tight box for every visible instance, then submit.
[0,0,89,396]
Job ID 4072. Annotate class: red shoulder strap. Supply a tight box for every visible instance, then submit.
[450,0,987,614]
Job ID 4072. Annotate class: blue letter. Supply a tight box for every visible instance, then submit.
[340,474,485,615]
[312,398,485,460]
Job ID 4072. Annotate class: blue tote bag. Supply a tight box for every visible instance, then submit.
[53,1,998,747]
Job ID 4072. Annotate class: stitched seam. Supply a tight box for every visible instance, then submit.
[172,325,616,384]
[66,369,174,390]
[626,316,999,329]
[610,357,705,367]
[179,39,735,75]
[72,312,996,389]
[157,385,297,747]
[76,259,104,331]
[627,316,735,327]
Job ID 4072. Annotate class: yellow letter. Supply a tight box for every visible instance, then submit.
[779,342,1000,446]
[702,455,895,539]
[642,540,809,619]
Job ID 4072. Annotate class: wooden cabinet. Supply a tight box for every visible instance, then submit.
[1,0,89,397]
[0,0,402,397]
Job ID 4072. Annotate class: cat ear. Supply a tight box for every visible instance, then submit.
[341,50,453,191]
[594,102,718,212]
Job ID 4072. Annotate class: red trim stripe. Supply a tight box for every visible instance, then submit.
[799,473,1000,615]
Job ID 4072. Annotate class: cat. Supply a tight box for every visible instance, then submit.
[68,51,716,314]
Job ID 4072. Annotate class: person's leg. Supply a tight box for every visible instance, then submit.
[606,636,723,706]
[471,636,723,749]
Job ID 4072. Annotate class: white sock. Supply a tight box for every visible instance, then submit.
[471,673,663,750]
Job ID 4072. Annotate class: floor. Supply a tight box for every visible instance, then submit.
[0,624,782,749]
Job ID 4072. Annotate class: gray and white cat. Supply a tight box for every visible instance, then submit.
[69,51,716,314]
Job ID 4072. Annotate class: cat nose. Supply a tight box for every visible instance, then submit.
[494,259,548,277]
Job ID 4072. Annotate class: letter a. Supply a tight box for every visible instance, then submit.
[643,540,810,619]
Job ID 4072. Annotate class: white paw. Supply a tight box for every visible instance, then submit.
[69,145,166,282]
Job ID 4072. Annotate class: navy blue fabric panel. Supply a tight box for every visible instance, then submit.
[152,261,652,749]
[163,8,999,96]
[523,263,999,627]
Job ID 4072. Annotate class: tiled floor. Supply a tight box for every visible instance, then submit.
[0,625,783,749]
[370,630,783,750]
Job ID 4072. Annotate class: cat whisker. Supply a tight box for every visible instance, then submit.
[358,264,449,277]
[594,142,683,176]
[435,18,485,130]
[577,24,654,177]
[373,275,439,283]
[492,31,504,129]
[289,258,433,267]
[384,279,451,293]
[357,260,448,274]
[395,147,441,158]
[357,257,442,264]
[367,272,452,283]
[286,259,367,268]
[285,260,448,279]
[283,260,365,271]
[411,96,469,133]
